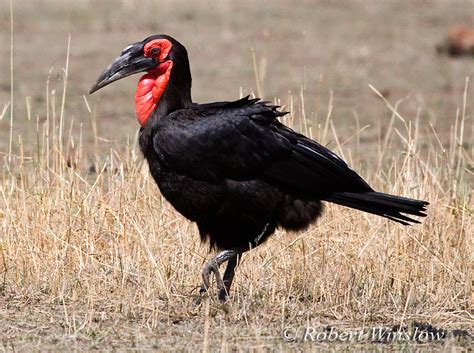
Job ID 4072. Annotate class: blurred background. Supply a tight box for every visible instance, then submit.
[1,3,472,349]
[0,0,473,156]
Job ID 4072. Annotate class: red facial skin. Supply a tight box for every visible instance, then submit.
[135,39,173,127]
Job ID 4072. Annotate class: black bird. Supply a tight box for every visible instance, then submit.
[90,35,428,301]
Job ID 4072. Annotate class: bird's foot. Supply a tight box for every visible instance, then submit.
[199,258,225,295]
[198,249,239,302]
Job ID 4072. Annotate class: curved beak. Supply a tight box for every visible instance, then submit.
[89,44,156,94]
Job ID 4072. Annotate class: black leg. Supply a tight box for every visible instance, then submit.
[199,249,240,302]
[218,254,239,301]
[197,223,271,302]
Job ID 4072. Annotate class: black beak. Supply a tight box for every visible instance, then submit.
[89,44,156,94]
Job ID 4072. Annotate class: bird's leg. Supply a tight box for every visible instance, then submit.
[199,249,240,301]
[219,254,239,301]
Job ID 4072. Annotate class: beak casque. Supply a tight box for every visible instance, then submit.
[89,43,156,94]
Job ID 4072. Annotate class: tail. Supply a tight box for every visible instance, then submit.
[324,192,429,225]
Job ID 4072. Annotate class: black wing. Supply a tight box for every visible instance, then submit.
[153,97,372,197]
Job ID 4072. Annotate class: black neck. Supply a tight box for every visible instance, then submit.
[150,49,193,121]
[152,80,192,119]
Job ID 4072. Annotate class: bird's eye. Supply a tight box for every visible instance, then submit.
[150,47,160,56]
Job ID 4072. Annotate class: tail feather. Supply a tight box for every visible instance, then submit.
[324,191,429,225]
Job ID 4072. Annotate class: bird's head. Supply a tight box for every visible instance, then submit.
[90,34,192,127]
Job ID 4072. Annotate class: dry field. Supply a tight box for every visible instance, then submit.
[1,0,473,351]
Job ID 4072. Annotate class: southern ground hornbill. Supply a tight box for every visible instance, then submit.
[90,35,428,301]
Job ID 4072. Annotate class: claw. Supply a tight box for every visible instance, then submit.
[198,250,240,302]
[200,259,225,293]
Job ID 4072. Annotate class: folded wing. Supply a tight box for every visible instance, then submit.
[154,97,428,224]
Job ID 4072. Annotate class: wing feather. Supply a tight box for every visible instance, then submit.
[153,98,372,196]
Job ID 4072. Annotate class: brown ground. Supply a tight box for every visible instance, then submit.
[0,0,473,153]
[0,0,472,351]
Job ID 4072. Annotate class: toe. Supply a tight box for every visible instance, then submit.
[218,288,228,302]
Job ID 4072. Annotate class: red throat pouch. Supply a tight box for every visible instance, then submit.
[135,60,173,127]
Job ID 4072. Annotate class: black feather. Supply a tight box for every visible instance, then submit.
[135,35,428,251]
[324,192,428,225]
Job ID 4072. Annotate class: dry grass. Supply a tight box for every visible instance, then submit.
[1,0,473,350]
[0,51,472,350]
